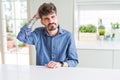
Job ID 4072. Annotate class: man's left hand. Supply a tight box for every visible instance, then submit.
[45,61,61,68]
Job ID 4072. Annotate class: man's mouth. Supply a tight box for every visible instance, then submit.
[48,23,56,26]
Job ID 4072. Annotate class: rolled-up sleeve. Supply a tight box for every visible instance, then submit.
[17,24,35,44]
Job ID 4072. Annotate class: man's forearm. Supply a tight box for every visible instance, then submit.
[66,60,79,67]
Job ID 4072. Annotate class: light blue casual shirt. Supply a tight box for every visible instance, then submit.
[17,24,79,67]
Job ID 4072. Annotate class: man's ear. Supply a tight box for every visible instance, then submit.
[41,20,44,25]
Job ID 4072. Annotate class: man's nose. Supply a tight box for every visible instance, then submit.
[49,18,53,23]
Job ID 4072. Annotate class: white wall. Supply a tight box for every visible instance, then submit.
[28,0,74,65]
[28,0,74,33]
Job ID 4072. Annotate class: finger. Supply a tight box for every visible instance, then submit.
[45,64,48,68]
[48,61,57,68]
[49,63,56,68]
[33,13,40,19]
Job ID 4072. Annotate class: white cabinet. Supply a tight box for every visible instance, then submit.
[77,49,120,69]
[77,49,113,68]
[113,50,120,69]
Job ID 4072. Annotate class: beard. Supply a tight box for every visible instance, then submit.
[47,23,57,31]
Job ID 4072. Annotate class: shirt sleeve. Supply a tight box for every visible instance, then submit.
[66,34,79,67]
[17,24,36,45]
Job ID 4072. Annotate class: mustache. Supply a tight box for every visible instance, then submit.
[48,23,56,26]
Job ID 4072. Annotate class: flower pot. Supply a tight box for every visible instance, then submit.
[7,40,15,48]
[78,32,98,41]
[111,29,120,40]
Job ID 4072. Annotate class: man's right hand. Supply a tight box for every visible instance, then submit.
[33,12,40,19]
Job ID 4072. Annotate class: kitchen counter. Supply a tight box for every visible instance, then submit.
[76,40,120,50]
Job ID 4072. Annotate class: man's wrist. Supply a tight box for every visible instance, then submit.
[27,17,38,28]
[60,62,64,67]
[59,62,69,67]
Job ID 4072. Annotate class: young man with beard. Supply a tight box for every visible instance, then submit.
[17,2,79,68]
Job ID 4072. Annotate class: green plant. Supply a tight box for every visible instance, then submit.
[112,33,115,38]
[20,20,27,28]
[7,33,15,37]
[7,33,15,41]
[98,24,105,36]
[111,22,120,29]
[18,42,24,47]
[98,29,105,36]
[79,24,97,33]
[105,34,110,38]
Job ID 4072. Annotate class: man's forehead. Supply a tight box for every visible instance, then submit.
[42,12,56,18]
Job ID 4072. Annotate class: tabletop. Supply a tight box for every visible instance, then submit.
[0,64,120,80]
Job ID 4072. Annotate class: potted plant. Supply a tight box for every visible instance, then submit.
[7,33,16,48]
[111,22,120,29]
[111,22,120,40]
[98,24,105,35]
[98,24,105,40]
[78,24,97,41]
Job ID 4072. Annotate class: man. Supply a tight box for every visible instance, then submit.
[17,2,78,68]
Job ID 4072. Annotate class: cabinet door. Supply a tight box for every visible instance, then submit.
[113,50,120,69]
[77,49,113,68]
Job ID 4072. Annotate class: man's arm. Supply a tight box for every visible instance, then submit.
[66,34,79,67]
[17,14,40,44]
[17,24,34,44]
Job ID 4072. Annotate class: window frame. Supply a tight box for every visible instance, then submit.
[74,0,120,42]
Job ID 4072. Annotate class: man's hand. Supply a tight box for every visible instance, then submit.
[33,12,40,19]
[45,61,61,68]
[28,12,40,26]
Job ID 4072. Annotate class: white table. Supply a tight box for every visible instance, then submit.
[0,64,120,80]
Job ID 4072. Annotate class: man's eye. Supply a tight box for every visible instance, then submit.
[44,18,48,21]
[52,16,55,18]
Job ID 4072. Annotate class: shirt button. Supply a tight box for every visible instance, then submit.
[53,46,55,49]
[52,55,54,58]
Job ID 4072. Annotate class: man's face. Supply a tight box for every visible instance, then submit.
[41,12,58,31]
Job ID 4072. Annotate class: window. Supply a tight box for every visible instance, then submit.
[78,10,120,29]
[0,0,29,65]
[0,48,1,64]
[75,0,120,41]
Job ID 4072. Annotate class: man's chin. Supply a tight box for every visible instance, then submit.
[48,28,56,31]
[48,26,58,31]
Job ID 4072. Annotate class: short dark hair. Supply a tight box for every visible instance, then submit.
[38,2,57,18]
